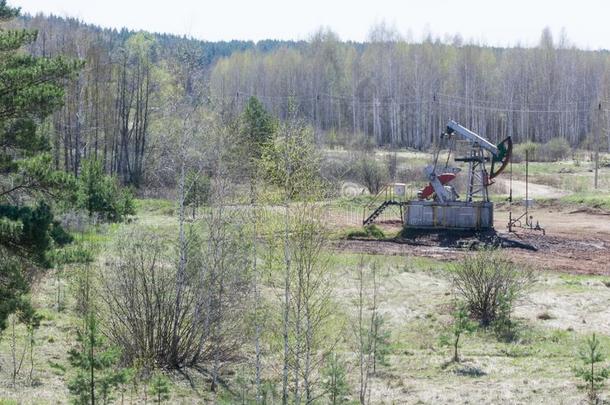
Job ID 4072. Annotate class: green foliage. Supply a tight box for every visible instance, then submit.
[184,170,210,216]
[492,294,519,342]
[0,258,33,332]
[449,303,477,362]
[240,96,276,159]
[370,314,391,369]
[50,220,74,246]
[0,201,71,265]
[77,158,135,222]
[322,352,350,404]
[542,138,571,161]
[49,244,94,267]
[513,138,571,162]
[148,373,172,404]
[512,141,540,163]
[451,249,534,326]
[0,0,81,332]
[561,192,610,210]
[345,224,386,240]
[573,334,610,403]
[259,120,324,201]
[67,313,127,405]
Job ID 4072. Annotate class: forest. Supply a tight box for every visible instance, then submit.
[2,1,610,404]
[7,12,610,190]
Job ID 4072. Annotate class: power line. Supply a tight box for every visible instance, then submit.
[227,91,597,114]
[439,100,591,114]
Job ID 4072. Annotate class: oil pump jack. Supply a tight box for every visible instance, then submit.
[363,120,512,231]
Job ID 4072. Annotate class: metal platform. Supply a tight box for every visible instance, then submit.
[403,200,494,230]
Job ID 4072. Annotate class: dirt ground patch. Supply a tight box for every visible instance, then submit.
[334,206,610,274]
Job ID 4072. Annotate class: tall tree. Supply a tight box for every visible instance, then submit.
[0,0,80,332]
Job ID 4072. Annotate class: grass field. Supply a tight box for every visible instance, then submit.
[2,150,610,404]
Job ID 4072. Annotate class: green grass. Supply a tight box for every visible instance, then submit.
[330,195,375,210]
[7,191,610,404]
[134,198,175,216]
[343,224,387,240]
[560,192,610,210]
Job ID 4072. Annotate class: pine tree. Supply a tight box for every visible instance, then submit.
[148,373,171,404]
[183,169,210,218]
[67,312,127,405]
[322,352,349,404]
[77,158,134,222]
[0,0,81,332]
[240,96,276,159]
[574,334,610,403]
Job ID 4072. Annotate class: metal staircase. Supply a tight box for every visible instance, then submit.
[362,183,408,226]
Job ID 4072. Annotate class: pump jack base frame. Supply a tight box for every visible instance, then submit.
[402,200,494,231]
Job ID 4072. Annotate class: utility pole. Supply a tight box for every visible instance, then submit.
[595,101,601,189]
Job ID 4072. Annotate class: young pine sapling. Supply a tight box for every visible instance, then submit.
[574,333,610,403]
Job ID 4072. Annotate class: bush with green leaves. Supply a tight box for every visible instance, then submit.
[369,314,391,372]
[345,224,385,240]
[451,249,534,326]
[492,293,520,342]
[512,141,540,163]
[77,158,135,222]
[574,333,610,403]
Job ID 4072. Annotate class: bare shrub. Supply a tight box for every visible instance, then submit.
[99,224,252,371]
[541,138,571,162]
[512,141,539,163]
[451,249,534,326]
[513,138,571,162]
[357,153,388,194]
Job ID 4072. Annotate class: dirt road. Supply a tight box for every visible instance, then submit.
[499,178,568,199]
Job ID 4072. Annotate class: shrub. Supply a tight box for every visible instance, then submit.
[450,303,477,362]
[541,138,571,162]
[451,249,534,326]
[99,226,251,370]
[67,313,127,405]
[513,138,571,162]
[512,141,540,163]
[356,154,388,194]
